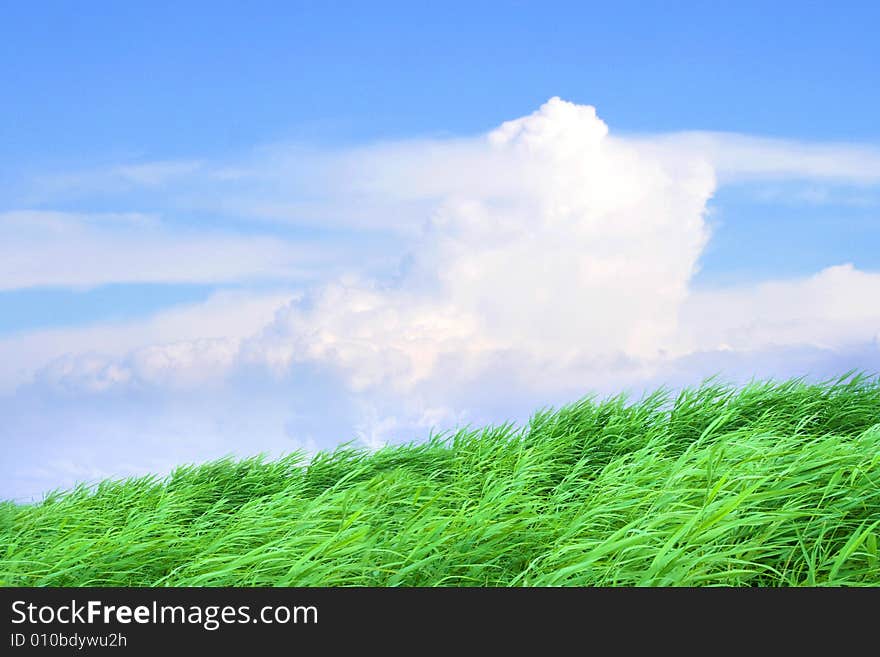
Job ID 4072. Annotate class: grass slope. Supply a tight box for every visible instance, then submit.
[2,374,879,586]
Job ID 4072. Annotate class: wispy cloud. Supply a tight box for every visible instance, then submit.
[642,131,880,184]
[0,210,359,290]
[32,160,205,197]
[20,106,880,230]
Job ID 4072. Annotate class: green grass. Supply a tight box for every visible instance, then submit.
[2,373,879,586]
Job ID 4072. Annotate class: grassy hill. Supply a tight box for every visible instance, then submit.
[2,374,879,586]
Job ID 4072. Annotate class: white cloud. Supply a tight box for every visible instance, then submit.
[0,290,294,393]
[34,160,205,196]
[37,338,242,393]
[244,98,716,391]
[681,264,880,352]
[642,132,880,184]
[0,210,349,290]
[745,184,879,207]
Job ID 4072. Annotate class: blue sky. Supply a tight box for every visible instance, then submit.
[2,2,879,500]
[3,1,879,158]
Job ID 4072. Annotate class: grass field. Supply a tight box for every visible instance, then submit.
[2,374,879,586]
